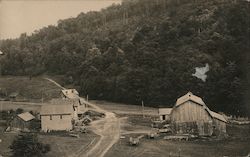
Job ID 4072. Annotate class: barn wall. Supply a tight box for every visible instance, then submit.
[171,101,213,136]
[171,101,213,122]
[41,114,72,132]
[213,119,227,135]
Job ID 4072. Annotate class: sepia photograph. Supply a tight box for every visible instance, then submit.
[0,0,249,157]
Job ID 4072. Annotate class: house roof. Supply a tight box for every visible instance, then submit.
[209,111,227,123]
[176,92,205,106]
[40,104,74,115]
[18,112,35,122]
[61,89,79,99]
[159,108,172,115]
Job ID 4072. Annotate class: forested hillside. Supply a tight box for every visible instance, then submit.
[0,0,249,116]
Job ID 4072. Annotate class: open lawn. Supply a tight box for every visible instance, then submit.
[0,76,61,102]
[105,124,250,157]
[0,101,42,112]
[40,131,99,157]
[0,125,100,157]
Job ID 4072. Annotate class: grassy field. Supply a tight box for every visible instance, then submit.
[0,76,61,102]
[105,124,250,157]
[0,101,42,113]
[40,131,99,157]
[0,125,100,157]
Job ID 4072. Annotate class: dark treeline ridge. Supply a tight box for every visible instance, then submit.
[0,0,249,116]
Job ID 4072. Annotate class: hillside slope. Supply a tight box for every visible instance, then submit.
[0,76,61,102]
[0,0,249,115]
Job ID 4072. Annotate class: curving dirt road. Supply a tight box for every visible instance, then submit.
[45,78,120,157]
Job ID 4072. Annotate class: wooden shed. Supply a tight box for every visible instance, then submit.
[158,108,172,121]
[170,92,227,136]
[10,112,35,131]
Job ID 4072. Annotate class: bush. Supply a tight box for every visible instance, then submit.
[9,133,50,157]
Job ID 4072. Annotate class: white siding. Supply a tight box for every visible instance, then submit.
[41,114,73,132]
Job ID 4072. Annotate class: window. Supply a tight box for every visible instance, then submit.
[162,115,166,120]
[50,115,52,120]
[60,115,63,119]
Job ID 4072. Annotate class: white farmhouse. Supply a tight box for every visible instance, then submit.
[40,104,74,132]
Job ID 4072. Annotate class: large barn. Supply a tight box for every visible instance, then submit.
[170,92,227,136]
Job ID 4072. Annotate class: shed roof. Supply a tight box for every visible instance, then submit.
[40,104,74,115]
[176,92,205,106]
[17,112,35,122]
[61,89,79,99]
[158,108,172,115]
[209,111,227,123]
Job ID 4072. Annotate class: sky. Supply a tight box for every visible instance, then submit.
[0,0,121,40]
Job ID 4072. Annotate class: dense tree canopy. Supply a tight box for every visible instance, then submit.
[0,0,249,116]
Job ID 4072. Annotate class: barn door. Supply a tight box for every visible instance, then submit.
[197,121,205,136]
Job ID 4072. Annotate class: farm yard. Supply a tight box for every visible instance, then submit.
[105,124,250,157]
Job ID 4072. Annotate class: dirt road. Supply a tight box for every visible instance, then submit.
[45,78,120,157]
[44,78,66,90]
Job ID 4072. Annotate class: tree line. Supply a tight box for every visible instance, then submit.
[0,0,249,116]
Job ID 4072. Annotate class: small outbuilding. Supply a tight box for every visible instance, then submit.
[170,92,227,136]
[158,108,172,121]
[10,112,35,131]
[9,92,19,101]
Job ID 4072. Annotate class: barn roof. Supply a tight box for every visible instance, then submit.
[209,111,227,123]
[159,108,172,115]
[61,89,79,99]
[176,92,205,106]
[40,104,74,115]
[18,112,35,122]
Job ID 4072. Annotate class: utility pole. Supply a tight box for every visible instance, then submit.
[142,100,145,118]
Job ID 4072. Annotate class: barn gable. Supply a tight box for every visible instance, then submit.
[176,92,205,107]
